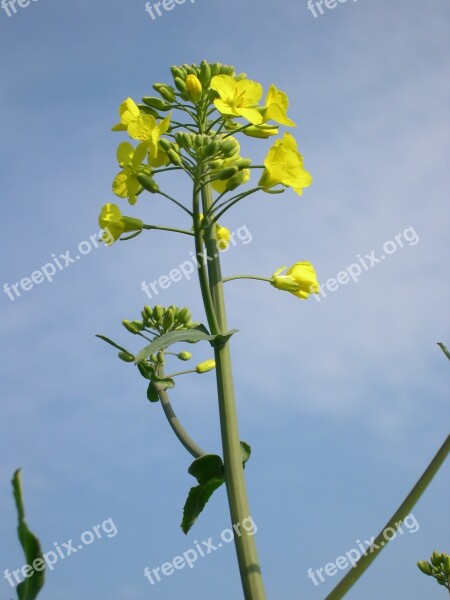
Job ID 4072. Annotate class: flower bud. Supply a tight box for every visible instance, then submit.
[203,141,220,158]
[218,166,239,180]
[142,96,171,111]
[153,83,176,102]
[167,148,182,166]
[196,359,216,374]
[220,138,240,157]
[431,551,443,567]
[118,351,135,362]
[417,561,433,575]
[177,307,192,325]
[153,305,164,323]
[163,307,174,330]
[170,66,185,80]
[137,173,159,193]
[122,320,140,334]
[244,125,279,139]
[186,74,203,102]
[442,554,450,575]
[174,76,187,93]
[177,351,192,361]
[199,60,211,86]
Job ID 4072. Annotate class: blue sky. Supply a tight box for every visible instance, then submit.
[0,1,449,599]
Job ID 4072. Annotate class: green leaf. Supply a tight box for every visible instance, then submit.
[96,335,130,355]
[147,382,160,403]
[240,441,252,466]
[135,327,237,363]
[437,342,450,361]
[12,470,45,600]
[181,478,224,534]
[188,455,224,484]
[153,377,175,390]
[137,361,155,380]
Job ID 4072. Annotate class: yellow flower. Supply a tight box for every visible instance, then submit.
[210,75,264,125]
[262,85,296,127]
[271,261,319,300]
[111,98,140,131]
[196,359,216,374]
[112,142,150,205]
[216,224,231,250]
[259,132,312,196]
[196,214,231,251]
[112,97,171,159]
[98,203,144,245]
[185,74,202,102]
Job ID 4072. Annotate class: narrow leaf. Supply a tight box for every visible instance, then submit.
[12,470,45,600]
[95,335,130,354]
[437,342,450,361]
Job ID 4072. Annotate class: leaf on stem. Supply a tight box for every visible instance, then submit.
[12,469,45,600]
[134,326,237,363]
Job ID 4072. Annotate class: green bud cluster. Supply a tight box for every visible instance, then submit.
[141,305,197,334]
[417,551,450,591]
[159,62,236,102]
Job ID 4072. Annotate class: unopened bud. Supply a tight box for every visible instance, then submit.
[417,561,433,576]
[177,351,192,361]
[137,173,159,193]
[185,74,202,102]
[142,96,171,111]
[196,359,216,374]
[122,320,140,334]
[118,351,135,362]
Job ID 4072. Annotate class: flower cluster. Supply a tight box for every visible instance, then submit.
[97,60,318,302]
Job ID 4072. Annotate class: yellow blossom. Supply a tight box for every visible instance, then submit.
[98,203,143,245]
[112,97,171,159]
[210,75,264,125]
[271,262,319,300]
[259,132,312,196]
[196,213,231,251]
[262,85,296,127]
[112,142,150,205]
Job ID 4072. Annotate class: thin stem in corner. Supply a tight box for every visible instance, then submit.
[325,434,450,600]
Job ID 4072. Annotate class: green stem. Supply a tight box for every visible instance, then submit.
[200,177,267,600]
[157,190,193,216]
[165,369,197,377]
[325,434,450,600]
[156,384,206,459]
[223,275,272,285]
[143,224,194,236]
[192,180,221,335]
